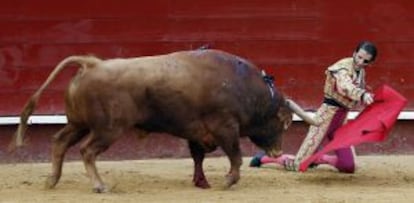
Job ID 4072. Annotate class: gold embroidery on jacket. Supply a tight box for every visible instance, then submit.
[323,58,366,109]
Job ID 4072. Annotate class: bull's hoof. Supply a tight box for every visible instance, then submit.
[45,176,58,189]
[193,173,211,189]
[224,174,239,189]
[194,179,211,189]
[249,151,266,167]
[92,185,109,193]
[195,182,211,189]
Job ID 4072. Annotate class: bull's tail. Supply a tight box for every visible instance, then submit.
[11,55,101,149]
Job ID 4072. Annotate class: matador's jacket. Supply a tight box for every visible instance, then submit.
[291,57,368,171]
[324,57,367,109]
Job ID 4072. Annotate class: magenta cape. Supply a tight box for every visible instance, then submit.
[299,85,407,172]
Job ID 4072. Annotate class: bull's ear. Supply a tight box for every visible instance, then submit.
[277,105,293,130]
[283,119,292,130]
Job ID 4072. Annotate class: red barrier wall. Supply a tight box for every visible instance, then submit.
[1,0,413,115]
[1,121,413,163]
[1,1,413,160]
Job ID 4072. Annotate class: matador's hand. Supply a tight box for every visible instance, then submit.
[284,158,298,171]
[362,92,374,105]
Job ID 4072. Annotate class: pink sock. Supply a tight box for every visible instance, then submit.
[315,154,338,166]
[260,154,295,166]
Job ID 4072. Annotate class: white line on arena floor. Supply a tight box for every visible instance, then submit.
[1,111,413,125]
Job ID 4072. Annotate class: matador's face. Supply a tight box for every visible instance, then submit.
[353,49,373,70]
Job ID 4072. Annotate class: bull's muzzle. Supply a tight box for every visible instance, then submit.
[266,149,283,157]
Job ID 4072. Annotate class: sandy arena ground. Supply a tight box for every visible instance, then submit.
[0,155,414,203]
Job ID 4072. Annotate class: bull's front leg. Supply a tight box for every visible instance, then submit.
[215,119,242,188]
[188,141,210,189]
[222,144,242,188]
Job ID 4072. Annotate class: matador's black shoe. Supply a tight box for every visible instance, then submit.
[249,151,266,167]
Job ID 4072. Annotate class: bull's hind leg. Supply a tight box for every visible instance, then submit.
[80,129,121,193]
[188,141,210,189]
[46,124,88,189]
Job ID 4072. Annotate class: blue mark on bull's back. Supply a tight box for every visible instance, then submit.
[234,58,250,77]
[189,50,252,77]
[211,53,251,77]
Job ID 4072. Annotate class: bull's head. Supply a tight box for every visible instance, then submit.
[268,101,294,157]
[248,100,293,157]
[261,98,321,157]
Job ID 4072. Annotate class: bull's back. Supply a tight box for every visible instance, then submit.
[65,50,272,128]
[160,50,269,108]
[102,49,266,104]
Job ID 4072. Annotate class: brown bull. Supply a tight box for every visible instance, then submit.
[12,49,302,193]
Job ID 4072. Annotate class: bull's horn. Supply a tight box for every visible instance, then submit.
[285,99,321,126]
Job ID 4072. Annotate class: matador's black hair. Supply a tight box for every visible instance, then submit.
[355,41,378,62]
